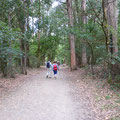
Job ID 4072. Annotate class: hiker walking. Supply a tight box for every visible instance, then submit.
[52,61,59,79]
[46,61,52,78]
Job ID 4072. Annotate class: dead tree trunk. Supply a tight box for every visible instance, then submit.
[66,0,77,70]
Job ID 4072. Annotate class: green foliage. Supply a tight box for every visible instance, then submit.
[105,95,111,100]
[56,43,70,64]
[0,21,21,76]
[29,34,60,67]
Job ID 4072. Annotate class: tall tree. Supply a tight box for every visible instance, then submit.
[81,0,87,65]
[36,0,41,68]
[15,0,27,74]
[66,0,76,70]
[26,0,31,67]
[102,0,119,76]
[103,0,118,54]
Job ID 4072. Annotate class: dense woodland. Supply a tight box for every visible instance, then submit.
[0,0,120,83]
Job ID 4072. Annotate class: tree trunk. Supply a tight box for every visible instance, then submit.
[37,33,41,68]
[20,0,27,75]
[20,37,25,74]
[74,0,81,66]
[81,0,87,66]
[103,0,118,54]
[23,1,27,75]
[24,40,27,75]
[37,0,41,68]
[66,0,77,70]
[103,0,118,77]
[74,0,80,25]
[26,0,30,67]
[8,12,14,78]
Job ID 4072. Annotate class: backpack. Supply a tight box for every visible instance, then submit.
[53,64,57,71]
[47,62,50,68]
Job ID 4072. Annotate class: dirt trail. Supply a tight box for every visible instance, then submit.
[0,68,96,120]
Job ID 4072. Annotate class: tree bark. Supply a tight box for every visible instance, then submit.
[81,0,87,66]
[19,0,27,74]
[8,12,14,78]
[66,0,77,70]
[102,0,118,77]
[37,0,41,68]
[74,0,80,24]
[103,0,118,54]
[26,0,30,67]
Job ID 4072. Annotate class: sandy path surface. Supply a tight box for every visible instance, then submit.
[0,68,96,120]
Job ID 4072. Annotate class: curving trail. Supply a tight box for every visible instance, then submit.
[0,68,96,120]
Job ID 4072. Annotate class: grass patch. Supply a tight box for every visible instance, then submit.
[105,95,111,100]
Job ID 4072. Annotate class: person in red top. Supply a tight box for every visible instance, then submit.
[52,61,59,79]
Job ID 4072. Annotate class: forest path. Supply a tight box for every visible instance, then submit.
[0,67,96,120]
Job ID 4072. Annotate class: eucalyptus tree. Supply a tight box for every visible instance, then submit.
[66,0,77,70]
[14,0,28,74]
[81,0,87,65]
